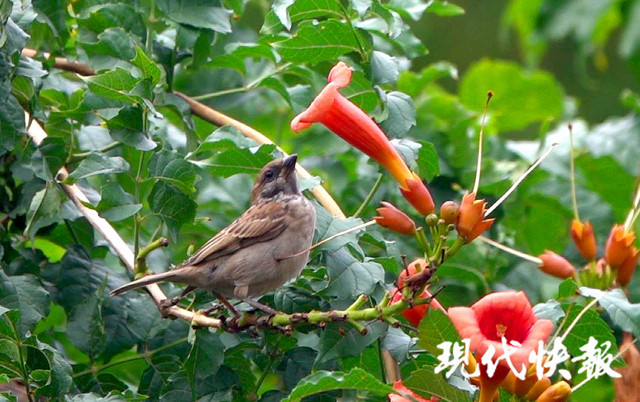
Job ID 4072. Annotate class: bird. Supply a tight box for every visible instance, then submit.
[110,154,316,315]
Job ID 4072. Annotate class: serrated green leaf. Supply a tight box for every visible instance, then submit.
[417,309,461,356]
[132,46,162,86]
[106,106,157,151]
[273,19,369,65]
[404,367,472,402]
[262,0,343,34]
[380,91,416,137]
[69,153,130,179]
[85,68,141,104]
[580,287,640,338]
[157,0,232,33]
[370,51,399,85]
[283,367,394,401]
[562,302,618,357]
[149,182,197,241]
[0,271,50,338]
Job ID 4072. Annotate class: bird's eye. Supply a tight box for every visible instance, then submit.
[264,170,275,180]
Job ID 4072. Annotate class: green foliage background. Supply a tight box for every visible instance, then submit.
[0,0,639,400]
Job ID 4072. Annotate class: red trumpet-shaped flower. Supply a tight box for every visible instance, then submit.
[448,291,553,402]
[374,202,416,235]
[538,251,576,279]
[291,61,435,215]
[456,192,495,243]
[570,220,597,261]
[605,225,636,267]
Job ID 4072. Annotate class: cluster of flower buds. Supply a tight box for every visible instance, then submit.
[535,219,638,288]
[501,366,570,402]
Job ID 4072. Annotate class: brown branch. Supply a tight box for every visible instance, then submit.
[25,114,222,329]
[20,47,345,219]
[22,48,96,76]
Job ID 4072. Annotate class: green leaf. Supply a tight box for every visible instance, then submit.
[157,0,232,33]
[24,183,63,239]
[30,136,68,181]
[459,60,564,131]
[562,301,618,357]
[532,299,565,323]
[558,278,579,299]
[35,340,73,397]
[153,159,197,194]
[404,367,472,402]
[262,0,343,34]
[0,78,25,153]
[0,271,50,338]
[189,143,277,178]
[316,323,387,365]
[370,51,399,85]
[324,250,385,299]
[417,309,461,356]
[379,91,416,137]
[67,293,107,359]
[69,153,130,180]
[149,182,197,241]
[426,0,465,17]
[273,19,369,65]
[106,106,157,151]
[132,46,162,86]
[580,288,640,338]
[96,182,142,222]
[185,330,225,395]
[85,68,142,104]
[283,367,394,401]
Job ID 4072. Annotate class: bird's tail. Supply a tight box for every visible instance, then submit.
[110,269,185,297]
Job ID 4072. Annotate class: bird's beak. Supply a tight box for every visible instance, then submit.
[283,154,297,176]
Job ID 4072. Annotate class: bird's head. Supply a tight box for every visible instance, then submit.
[251,154,300,203]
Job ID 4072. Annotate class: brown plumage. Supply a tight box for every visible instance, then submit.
[110,154,316,313]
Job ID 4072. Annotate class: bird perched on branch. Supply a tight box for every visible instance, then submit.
[110,154,316,315]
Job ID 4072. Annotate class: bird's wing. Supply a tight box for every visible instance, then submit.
[182,201,289,266]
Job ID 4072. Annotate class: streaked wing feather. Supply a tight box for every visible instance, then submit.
[183,201,288,266]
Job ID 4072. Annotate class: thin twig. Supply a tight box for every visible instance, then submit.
[353,174,384,218]
[485,142,558,217]
[477,236,543,264]
[472,92,493,194]
[568,124,580,221]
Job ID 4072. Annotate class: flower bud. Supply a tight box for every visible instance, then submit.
[616,246,638,287]
[440,201,460,224]
[570,220,597,260]
[374,202,416,235]
[535,381,570,402]
[538,251,576,279]
[425,213,439,227]
[400,174,436,216]
[456,192,494,243]
[605,224,636,267]
[526,377,551,400]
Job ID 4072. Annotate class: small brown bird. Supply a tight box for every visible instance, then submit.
[110,154,316,314]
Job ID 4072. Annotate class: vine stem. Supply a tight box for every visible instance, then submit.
[568,123,580,221]
[353,174,384,218]
[472,92,492,194]
[485,142,558,217]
